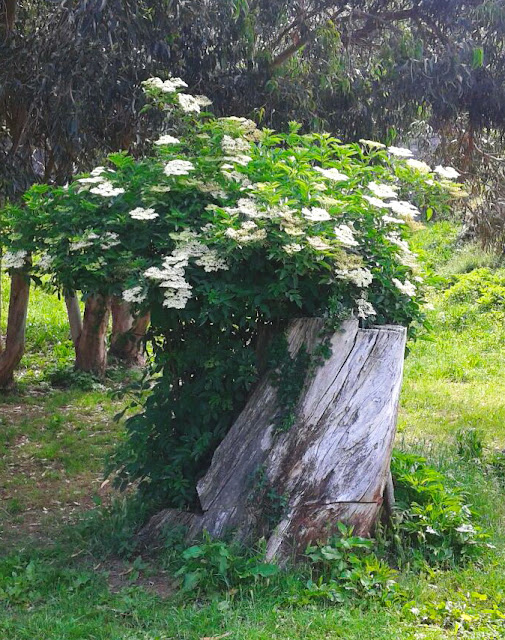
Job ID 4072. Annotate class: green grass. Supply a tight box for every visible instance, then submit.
[2,225,505,638]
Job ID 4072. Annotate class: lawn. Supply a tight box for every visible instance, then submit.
[1,223,505,639]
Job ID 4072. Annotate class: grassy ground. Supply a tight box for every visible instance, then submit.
[2,225,505,639]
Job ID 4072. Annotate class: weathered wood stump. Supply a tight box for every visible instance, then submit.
[139,318,406,561]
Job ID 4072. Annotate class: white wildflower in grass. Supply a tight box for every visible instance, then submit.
[334,224,359,247]
[178,93,201,113]
[406,159,432,174]
[3,249,27,269]
[101,232,120,250]
[393,277,416,297]
[359,139,386,149]
[388,200,421,219]
[382,214,406,225]
[164,159,195,176]
[154,135,181,145]
[302,206,331,222]
[336,267,373,288]
[307,236,330,251]
[194,95,213,108]
[367,181,398,200]
[363,195,388,208]
[283,243,303,254]
[122,286,147,304]
[129,207,159,221]
[356,298,377,318]
[313,166,349,182]
[387,146,413,158]
[89,181,125,197]
[434,165,460,179]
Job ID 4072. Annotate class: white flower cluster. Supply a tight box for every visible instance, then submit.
[406,159,431,174]
[69,231,99,252]
[89,181,125,198]
[388,200,420,218]
[392,278,416,297]
[363,195,388,208]
[101,232,120,250]
[313,166,349,182]
[130,207,159,221]
[387,146,413,158]
[143,76,188,93]
[154,135,181,146]
[178,93,201,113]
[164,159,195,176]
[334,224,358,247]
[356,297,377,319]
[302,206,331,222]
[283,243,303,254]
[3,249,27,269]
[225,221,267,244]
[434,165,460,179]
[122,286,147,304]
[336,267,373,288]
[359,139,386,149]
[366,183,420,220]
[307,236,330,251]
[38,252,53,271]
[221,135,252,167]
[219,116,258,136]
[222,197,268,219]
[367,182,398,200]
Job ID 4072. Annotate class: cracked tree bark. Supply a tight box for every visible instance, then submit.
[139,318,406,561]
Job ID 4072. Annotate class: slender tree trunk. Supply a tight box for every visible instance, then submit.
[0,0,16,32]
[74,294,111,378]
[0,272,30,388]
[109,297,149,367]
[65,293,82,347]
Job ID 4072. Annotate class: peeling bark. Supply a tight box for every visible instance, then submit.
[139,319,407,561]
[74,294,111,378]
[109,297,149,367]
[0,272,30,388]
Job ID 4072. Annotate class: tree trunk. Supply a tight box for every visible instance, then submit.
[74,294,111,378]
[0,0,16,32]
[0,272,30,388]
[108,298,150,366]
[65,293,82,347]
[139,318,407,561]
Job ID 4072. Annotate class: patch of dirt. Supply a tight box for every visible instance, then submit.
[100,558,177,599]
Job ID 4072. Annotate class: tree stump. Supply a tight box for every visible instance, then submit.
[139,318,406,561]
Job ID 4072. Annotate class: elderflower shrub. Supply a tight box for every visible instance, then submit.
[1,78,458,508]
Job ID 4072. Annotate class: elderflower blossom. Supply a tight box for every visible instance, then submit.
[221,135,251,155]
[363,195,388,208]
[356,298,377,319]
[129,207,159,221]
[69,237,94,251]
[334,224,359,247]
[122,286,147,304]
[302,206,331,222]
[387,200,420,219]
[283,243,303,254]
[392,278,417,297]
[178,93,201,113]
[359,139,386,149]
[387,146,413,158]
[307,236,330,251]
[38,252,53,271]
[89,181,125,197]
[225,221,267,244]
[195,250,229,272]
[219,116,258,135]
[3,249,27,269]
[434,165,460,180]
[90,166,114,177]
[406,159,431,174]
[154,135,181,145]
[163,287,193,309]
[336,267,373,288]
[143,76,188,93]
[382,214,405,225]
[101,232,120,250]
[367,182,398,200]
[221,168,251,185]
[194,95,213,108]
[164,159,195,176]
[313,166,349,182]
[77,176,106,184]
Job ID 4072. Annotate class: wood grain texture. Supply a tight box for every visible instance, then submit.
[139,319,406,559]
